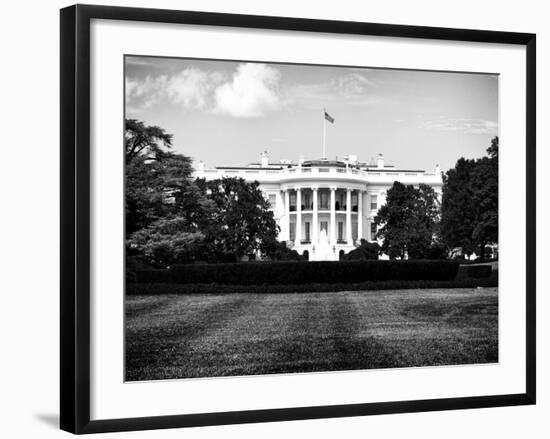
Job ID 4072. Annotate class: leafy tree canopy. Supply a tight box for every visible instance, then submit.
[125,118,173,163]
[196,177,280,262]
[125,119,214,266]
[375,182,440,259]
[441,136,498,260]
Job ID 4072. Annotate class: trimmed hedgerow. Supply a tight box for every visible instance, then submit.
[126,274,497,296]
[163,260,459,285]
[135,269,172,283]
[457,264,493,279]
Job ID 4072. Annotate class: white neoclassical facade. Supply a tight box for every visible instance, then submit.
[195,152,443,261]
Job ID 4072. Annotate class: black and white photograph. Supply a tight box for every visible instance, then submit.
[124,56,499,381]
[1,0,544,436]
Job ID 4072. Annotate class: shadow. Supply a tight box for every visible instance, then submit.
[34,413,59,430]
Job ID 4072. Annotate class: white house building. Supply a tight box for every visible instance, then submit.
[195,152,443,261]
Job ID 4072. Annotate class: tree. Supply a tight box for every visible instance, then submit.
[125,118,173,163]
[375,182,440,259]
[440,158,478,257]
[125,119,213,267]
[440,136,498,261]
[196,177,280,262]
[471,137,498,259]
[129,219,204,268]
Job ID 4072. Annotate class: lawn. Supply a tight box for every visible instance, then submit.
[125,288,498,381]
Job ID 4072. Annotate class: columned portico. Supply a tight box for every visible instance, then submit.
[279,185,367,259]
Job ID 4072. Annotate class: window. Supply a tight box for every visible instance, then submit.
[289,223,296,241]
[268,194,276,208]
[338,222,344,241]
[289,193,296,211]
[303,192,311,210]
[320,192,328,209]
[352,222,358,241]
[304,222,310,242]
[370,195,378,210]
[336,192,345,210]
[371,223,377,241]
[351,193,358,212]
[320,221,328,233]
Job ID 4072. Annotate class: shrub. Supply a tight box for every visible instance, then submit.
[344,240,380,260]
[265,241,305,261]
[424,243,449,260]
[458,264,493,279]
[166,260,459,285]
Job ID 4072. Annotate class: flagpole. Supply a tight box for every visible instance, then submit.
[322,108,326,159]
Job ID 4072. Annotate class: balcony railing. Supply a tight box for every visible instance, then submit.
[197,166,443,185]
[289,204,359,212]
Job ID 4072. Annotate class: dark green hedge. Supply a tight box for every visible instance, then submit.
[458,264,493,279]
[135,269,172,283]
[140,260,459,285]
[126,274,497,296]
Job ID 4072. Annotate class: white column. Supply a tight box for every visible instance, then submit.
[357,190,363,243]
[312,187,319,244]
[283,189,290,241]
[295,188,302,246]
[330,187,336,245]
[346,188,352,244]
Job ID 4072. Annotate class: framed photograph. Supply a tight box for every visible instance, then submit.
[60,4,536,434]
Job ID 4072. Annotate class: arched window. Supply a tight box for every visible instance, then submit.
[303,250,309,261]
[339,250,345,261]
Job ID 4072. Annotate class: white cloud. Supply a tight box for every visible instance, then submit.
[286,72,378,109]
[166,68,223,109]
[420,118,498,134]
[126,69,226,113]
[334,72,375,94]
[126,63,282,118]
[213,63,281,117]
[125,75,166,111]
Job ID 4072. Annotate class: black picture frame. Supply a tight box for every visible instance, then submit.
[60,4,536,434]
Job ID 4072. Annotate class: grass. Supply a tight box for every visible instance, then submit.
[125,287,498,381]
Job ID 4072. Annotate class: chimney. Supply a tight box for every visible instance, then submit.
[298,155,305,166]
[377,153,384,169]
[197,160,205,172]
[260,151,269,168]
[435,164,441,175]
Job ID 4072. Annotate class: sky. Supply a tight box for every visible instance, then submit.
[125,56,498,172]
